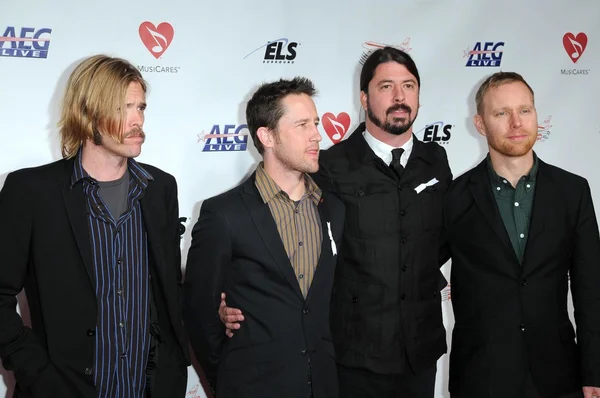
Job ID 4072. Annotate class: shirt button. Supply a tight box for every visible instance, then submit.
[503,179,508,184]
[514,202,519,207]
[401,265,408,272]
[400,210,406,216]
[117,289,123,295]
[121,353,127,359]
[496,187,501,191]
[299,274,304,279]
[87,329,95,336]
[301,349,308,356]
[298,241,303,247]
[117,259,122,265]
[526,184,531,188]
[401,237,407,244]
[400,293,406,300]
[520,279,528,287]
[119,322,124,328]
[84,367,93,376]
[520,324,526,331]
[352,297,358,304]
[303,308,310,315]
[520,233,525,239]
[358,189,364,196]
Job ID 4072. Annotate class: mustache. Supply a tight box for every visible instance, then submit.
[386,103,412,116]
[125,127,145,139]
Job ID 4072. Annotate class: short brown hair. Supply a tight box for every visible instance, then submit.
[246,77,317,155]
[475,71,534,115]
[58,55,147,158]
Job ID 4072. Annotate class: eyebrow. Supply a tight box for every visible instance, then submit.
[127,101,147,108]
[377,78,417,85]
[295,117,320,124]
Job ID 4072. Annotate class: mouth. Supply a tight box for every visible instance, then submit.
[306,148,319,158]
[507,134,529,141]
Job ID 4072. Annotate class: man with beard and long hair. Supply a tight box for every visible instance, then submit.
[183,77,345,398]
[0,55,190,397]
[444,71,600,398]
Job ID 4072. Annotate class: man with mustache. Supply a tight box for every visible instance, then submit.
[0,55,190,397]
[183,77,345,398]
[445,71,600,398]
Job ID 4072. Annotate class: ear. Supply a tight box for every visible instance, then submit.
[257,126,275,150]
[473,114,487,138]
[360,91,368,111]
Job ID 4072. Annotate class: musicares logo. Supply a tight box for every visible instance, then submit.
[322,112,351,144]
[560,32,590,76]
[139,21,174,59]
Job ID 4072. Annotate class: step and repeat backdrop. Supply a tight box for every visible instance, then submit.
[2,0,599,396]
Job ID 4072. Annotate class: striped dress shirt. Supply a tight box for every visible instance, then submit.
[255,164,322,297]
[71,150,152,397]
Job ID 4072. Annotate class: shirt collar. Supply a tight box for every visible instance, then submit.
[254,162,322,205]
[363,128,413,166]
[486,152,539,186]
[70,146,154,190]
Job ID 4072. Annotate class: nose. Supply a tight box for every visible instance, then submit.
[510,112,522,129]
[393,86,405,103]
[311,124,322,142]
[130,109,144,128]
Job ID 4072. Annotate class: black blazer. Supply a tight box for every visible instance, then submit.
[314,123,452,374]
[445,157,600,397]
[0,158,190,398]
[184,172,345,398]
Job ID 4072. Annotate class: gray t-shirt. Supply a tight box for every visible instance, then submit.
[97,169,130,221]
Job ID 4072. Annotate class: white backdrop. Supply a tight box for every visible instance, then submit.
[1,1,599,396]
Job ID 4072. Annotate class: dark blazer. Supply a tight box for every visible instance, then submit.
[445,157,600,397]
[0,158,190,398]
[314,123,452,374]
[183,172,345,398]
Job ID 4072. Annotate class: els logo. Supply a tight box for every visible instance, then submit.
[0,26,52,58]
[562,32,587,63]
[139,22,174,59]
[415,121,453,144]
[198,124,249,152]
[322,112,351,144]
[464,42,504,67]
[243,38,299,63]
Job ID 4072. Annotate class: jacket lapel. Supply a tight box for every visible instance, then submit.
[241,175,304,298]
[305,194,333,302]
[141,191,166,279]
[469,160,518,262]
[60,161,95,284]
[522,161,550,264]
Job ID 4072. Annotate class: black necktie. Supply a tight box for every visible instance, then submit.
[389,148,404,176]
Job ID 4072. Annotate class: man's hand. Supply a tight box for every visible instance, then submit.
[583,386,600,398]
[218,292,244,338]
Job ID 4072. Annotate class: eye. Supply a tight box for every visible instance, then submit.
[496,111,506,116]
[404,83,414,89]
[381,84,392,90]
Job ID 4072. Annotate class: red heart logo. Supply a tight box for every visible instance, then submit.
[139,22,174,59]
[562,32,587,63]
[322,112,351,144]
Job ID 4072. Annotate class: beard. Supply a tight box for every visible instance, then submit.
[487,128,536,157]
[366,97,417,136]
[272,143,319,175]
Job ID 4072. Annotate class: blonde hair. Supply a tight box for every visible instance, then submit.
[58,55,147,158]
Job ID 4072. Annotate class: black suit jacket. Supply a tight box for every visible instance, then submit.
[445,157,600,397]
[314,123,452,374]
[184,172,345,398]
[0,158,190,398]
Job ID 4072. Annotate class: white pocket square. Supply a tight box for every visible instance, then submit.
[415,178,439,194]
[327,222,337,256]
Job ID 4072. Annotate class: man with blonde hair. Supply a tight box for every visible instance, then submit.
[0,55,189,397]
[445,71,600,398]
